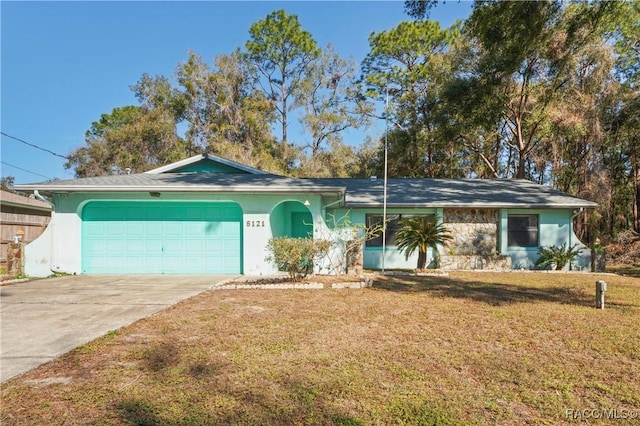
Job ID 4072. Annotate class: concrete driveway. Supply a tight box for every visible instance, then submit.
[0,274,236,383]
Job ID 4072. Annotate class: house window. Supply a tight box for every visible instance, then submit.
[365,214,435,247]
[508,214,539,247]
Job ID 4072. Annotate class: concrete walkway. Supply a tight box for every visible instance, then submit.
[0,274,235,383]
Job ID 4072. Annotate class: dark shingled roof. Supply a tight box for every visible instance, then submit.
[15,173,597,209]
[307,178,598,209]
[14,173,345,195]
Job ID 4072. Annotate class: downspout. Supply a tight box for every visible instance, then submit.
[34,190,53,207]
[319,192,345,233]
[321,195,344,217]
[569,208,583,270]
[34,190,56,272]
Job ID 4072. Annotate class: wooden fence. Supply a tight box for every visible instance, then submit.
[1,191,51,271]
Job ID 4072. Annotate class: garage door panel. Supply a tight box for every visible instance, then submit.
[143,255,164,270]
[204,239,223,251]
[125,239,145,252]
[84,256,106,270]
[184,256,203,267]
[225,240,241,251]
[124,222,144,235]
[125,254,147,268]
[102,222,124,236]
[106,206,125,219]
[84,238,106,251]
[84,222,105,234]
[184,222,205,236]
[185,207,203,220]
[220,222,239,235]
[104,240,125,252]
[164,239,184,251]
[183,240,204,252]
[204,207,222,220]
[126,206,145,220]
[145,239,163,250]
[146,222,164,236]
[165,222,184,236]
[165,207,182,221]
[82,201,242,274]
[206,257,223,269]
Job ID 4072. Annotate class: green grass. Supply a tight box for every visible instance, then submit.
[1,271,638,425]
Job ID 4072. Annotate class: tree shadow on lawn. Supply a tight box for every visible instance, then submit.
[373,275,599,307]
[116,341,368,425]
[116,379,368,426]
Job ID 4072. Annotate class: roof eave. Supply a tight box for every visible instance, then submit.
[343,202,598,209]
[14,184,346,195]
[0,200,52,211]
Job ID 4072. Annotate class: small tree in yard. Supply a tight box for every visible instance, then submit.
[395,217,452,270]
[319,211,384,275]
[266,237,331,280]
[535,243,582,271]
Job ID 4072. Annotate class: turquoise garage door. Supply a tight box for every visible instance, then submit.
[82,201,242,274]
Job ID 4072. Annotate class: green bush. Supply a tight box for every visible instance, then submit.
[535,243,582,270]
[266,237,331,280]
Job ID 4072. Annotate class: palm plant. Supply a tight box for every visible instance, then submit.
[395,217,452,269]
[535,243,582,270]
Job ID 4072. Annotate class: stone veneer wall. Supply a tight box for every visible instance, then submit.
[440,254,512,271]
[443,208,499,255]
[6,243,25,277]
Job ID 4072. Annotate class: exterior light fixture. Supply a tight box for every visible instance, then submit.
[149,192,161,198]
[13,229,25,243]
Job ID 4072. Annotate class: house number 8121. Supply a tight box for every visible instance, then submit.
[246,220,265,227]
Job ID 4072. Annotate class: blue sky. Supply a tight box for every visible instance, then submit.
[1,1,472,184]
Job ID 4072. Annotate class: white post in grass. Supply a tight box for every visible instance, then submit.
[596,280,606,309]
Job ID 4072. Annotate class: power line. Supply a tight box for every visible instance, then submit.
[1,131,70,160]
[1,161,52,180]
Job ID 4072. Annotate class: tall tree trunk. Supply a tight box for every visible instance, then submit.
[516,150,527,179]
[635,166,640,232]
[281,80,288,157]
[633,144,640,233]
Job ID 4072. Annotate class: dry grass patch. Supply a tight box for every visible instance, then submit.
[1,272,639,425]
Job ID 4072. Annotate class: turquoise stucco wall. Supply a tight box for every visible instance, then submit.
[327,207,441,270]
[500,209,591,270]
[173,162,248,173]
[270,201,312,238]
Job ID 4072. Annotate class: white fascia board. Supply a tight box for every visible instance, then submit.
[16,184,346,195]
[344,202,598,209]
[144,155,205,174]
[0,200,52,212]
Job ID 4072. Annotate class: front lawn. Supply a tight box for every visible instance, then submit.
[2,272,639,425]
